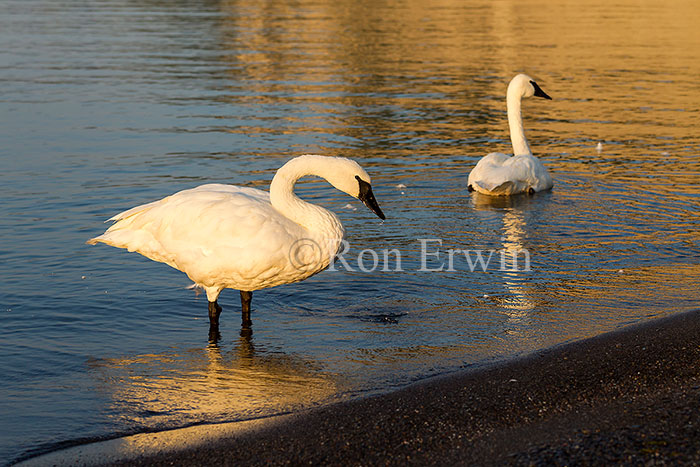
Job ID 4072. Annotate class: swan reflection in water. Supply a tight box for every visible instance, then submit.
[471,193,538,330]
[88,328,338,432]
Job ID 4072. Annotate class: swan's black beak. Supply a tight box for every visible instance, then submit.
[531,80,552,100]
[356,176,386,220]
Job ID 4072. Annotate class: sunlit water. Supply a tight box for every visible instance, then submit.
[2,0,700,463]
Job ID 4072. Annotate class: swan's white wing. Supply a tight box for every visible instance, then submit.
[88,184,306,289]
[105,184,269,222]
[468,153,552,195]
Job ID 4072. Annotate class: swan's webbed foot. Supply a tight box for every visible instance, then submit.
[208,300,222,342]
[467,184,474,192]
[240,290,253,328]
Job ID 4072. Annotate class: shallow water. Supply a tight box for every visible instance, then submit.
[1,0,700,463]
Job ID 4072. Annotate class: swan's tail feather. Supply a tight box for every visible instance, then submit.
[87,229,178,269]
[86,197,181,270]
[85,234,121,249]
[87,198,164,244]
[86,230,151,250]
[474,181,516,195]
[107,199,165,222]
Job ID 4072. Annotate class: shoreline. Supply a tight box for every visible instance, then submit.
[21,309,700,465]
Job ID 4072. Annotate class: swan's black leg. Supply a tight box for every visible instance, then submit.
[240,291,253,328]
[208,300,222,324]
[528,187,535,195]
[467,184,474,192]
[208,300,222,341]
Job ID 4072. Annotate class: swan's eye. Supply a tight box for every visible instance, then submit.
[356,176,371,197]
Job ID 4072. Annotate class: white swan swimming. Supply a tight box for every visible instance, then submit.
[468,74,553,196]
[87,155,385,337]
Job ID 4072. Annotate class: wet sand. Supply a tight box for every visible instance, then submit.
[29,309,700,466]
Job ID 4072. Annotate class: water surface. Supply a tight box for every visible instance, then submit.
[1,0,699,463]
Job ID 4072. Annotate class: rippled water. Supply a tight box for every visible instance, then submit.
[2,0,700,463]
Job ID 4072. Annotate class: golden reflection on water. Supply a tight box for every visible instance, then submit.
[213,0,700,198]
[4,0,700,463]
[500,210,536,316]
[94,0,700,418]
[89,332,337,428]
[472,193,536,328]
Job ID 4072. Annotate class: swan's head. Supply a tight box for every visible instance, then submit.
[296,155,386,220]
[508,73,552,100]
[334,158,385,220]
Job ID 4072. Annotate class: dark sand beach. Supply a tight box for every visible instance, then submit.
[97,309,700,466]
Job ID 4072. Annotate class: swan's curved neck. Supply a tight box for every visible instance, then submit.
[269,157,342,234]
[507,90,532,156]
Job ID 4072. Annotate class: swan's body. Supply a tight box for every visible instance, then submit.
[467,152,552,195]
[468,74,553,196]
[88,155,385,338]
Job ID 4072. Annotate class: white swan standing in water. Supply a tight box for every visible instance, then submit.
[468,74,553,196]
[88,155,385,338]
